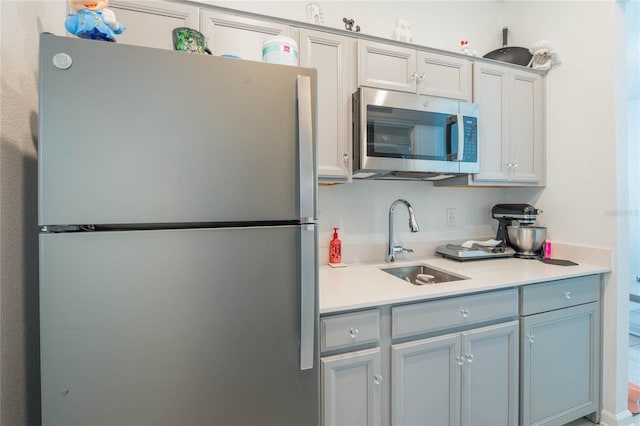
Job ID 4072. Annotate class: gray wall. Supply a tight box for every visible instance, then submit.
[1,2,65,424]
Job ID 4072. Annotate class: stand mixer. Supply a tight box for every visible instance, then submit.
[435,203,545,261]
[492,204,545,258]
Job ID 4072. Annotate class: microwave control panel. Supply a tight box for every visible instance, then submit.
[462,116,478,163]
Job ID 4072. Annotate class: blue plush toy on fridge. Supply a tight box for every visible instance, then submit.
[65,0,125,42]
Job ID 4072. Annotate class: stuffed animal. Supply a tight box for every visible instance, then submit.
[343,18,360,33]
[65,0,125,42]
[391,19,413,43]
[527,40,560,70]
[459,40,477,56]
[306,3,324,25]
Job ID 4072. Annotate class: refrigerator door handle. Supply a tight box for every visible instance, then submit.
[297,75,315,223]
[299,224,315,370]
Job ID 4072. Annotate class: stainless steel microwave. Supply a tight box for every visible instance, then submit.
[352,87,479,180]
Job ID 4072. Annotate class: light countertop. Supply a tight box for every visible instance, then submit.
[319,254,610,314]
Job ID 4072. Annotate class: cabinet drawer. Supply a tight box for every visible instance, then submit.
[520,275,600,316]
[321,309,380,352]
[392,288,518,340]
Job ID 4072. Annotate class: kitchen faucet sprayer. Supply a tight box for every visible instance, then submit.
[388,199,419,262]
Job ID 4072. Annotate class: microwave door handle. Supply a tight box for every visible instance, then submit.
[456,113,465,162]
[445,115,460,161]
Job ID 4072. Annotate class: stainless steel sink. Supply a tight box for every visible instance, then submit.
[381,264,468,285]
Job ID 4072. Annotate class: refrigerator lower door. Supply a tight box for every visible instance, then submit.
[40,226,319,426]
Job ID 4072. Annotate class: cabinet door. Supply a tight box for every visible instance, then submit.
[521,302,600,426]
[416,51,472,101]
[472,63,545,186]
[392,333,461,426]
[108,1,199,50]
[472,62,510,182]
[509,71,544,184]
[300,29,355,182]
[322,348,382,426]
[200,10,290,61]
[357,40,416,93]
[461,321,519,426]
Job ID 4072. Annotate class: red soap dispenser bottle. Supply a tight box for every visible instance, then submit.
[329,228,342,264]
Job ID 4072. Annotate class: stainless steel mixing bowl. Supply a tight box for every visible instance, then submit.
[506,225,547,255]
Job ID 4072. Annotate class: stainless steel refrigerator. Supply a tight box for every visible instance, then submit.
[38,33,319,426]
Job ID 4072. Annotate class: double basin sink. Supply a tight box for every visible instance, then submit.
[381,264,469,286]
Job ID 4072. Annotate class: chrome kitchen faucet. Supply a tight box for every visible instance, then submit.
[388,199,419,262]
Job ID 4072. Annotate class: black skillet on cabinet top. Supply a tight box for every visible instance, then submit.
[483,27,532,67]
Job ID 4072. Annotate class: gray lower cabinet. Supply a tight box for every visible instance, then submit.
[520,276,601,426]
[390,288,519,426]
[320,309,382,426]
[320,276,603,426]
[322,348,382,426]
[392,320,519,426]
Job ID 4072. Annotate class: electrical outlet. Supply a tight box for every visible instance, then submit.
[446,208,456,226]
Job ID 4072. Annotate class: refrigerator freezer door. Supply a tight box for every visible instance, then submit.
[38,34,317,226]
[40,227,319,426]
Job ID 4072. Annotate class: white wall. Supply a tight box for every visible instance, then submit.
[207,0,507,54]
[0,0,630,424]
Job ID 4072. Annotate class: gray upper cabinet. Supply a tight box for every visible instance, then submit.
[108,1,200,50]
[471,62,545,185]
[200,10,290,61]
[357,40,472,101]
[437,61,545,187]
[416,51,472,101]
[299,29,355,183]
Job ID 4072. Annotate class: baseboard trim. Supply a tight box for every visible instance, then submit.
[600,408,636,426]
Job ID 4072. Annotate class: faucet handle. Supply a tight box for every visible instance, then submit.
[391,245,413,257]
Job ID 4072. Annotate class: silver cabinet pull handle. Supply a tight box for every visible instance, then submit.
[464,353,474,363]
[349,327,359,339]
[373,374,383,385]
[563,291,572,300]
[526,334,535,343]
[460,308,470,318]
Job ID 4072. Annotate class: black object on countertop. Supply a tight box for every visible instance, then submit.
[539,258,579,266]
